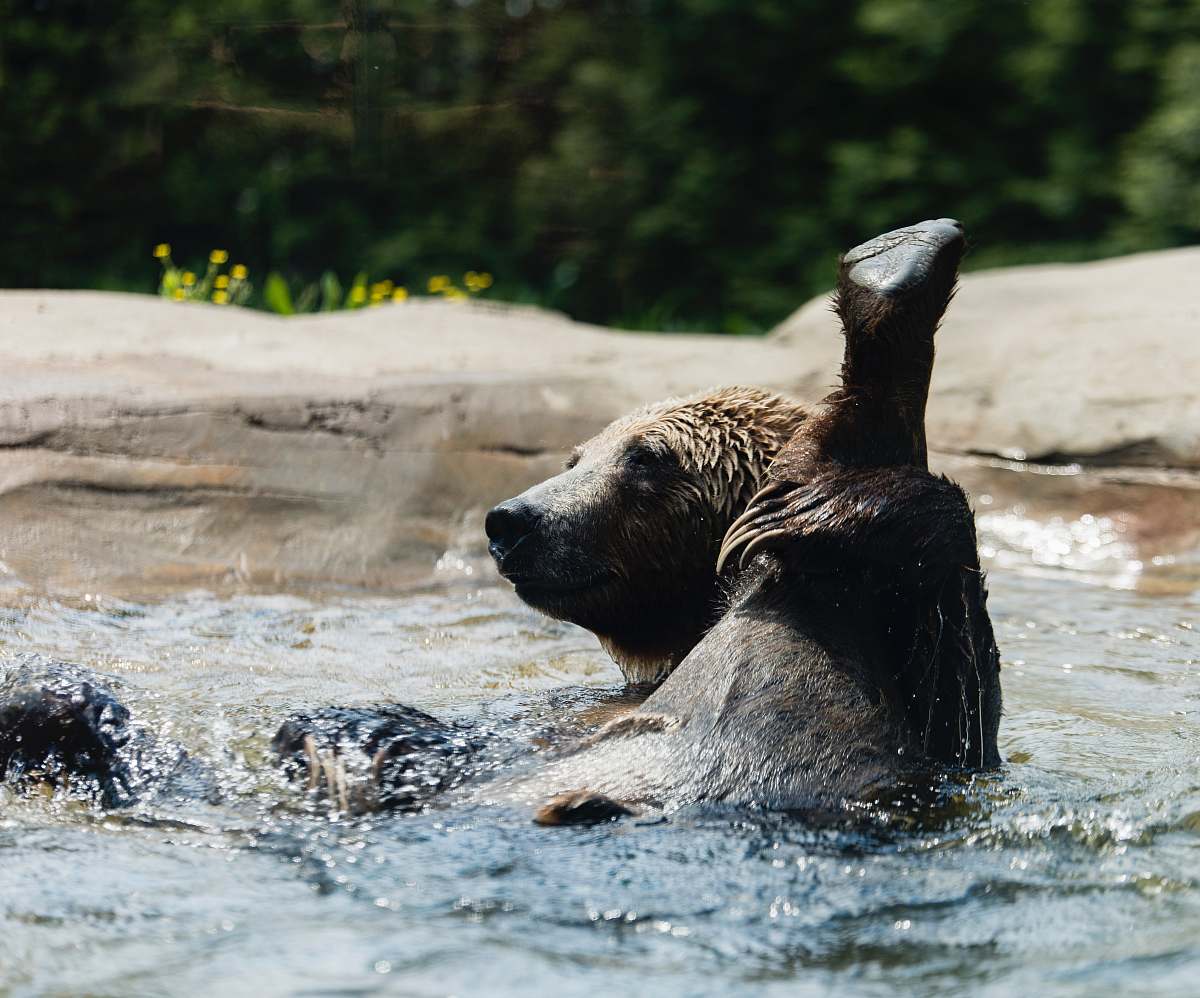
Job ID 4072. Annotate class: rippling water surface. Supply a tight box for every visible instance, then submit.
[1,513,1197,997]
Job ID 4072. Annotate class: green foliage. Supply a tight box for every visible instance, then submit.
[262,272,295,315]
[3,0,1199,332]
[152,243,487,312]
[320,272,343,312]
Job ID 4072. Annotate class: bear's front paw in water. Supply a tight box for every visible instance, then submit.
[0,654,141,807]
[272,704,478,814]
[532,789,637,826]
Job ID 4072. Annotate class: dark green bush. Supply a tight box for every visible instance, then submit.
[2,0,1197,331]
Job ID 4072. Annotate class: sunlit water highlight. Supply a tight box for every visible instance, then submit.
[0,520,1197,997]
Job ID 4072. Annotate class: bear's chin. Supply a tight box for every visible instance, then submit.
[596,638,678,686]
[510,570,616,613]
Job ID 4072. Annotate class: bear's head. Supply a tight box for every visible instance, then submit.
[485,387,806,685]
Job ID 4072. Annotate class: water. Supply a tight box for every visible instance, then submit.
[0,513,1197,997]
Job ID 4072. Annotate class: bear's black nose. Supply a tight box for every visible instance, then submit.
[485,499,542,564]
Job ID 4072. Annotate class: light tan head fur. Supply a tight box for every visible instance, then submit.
[488,386,807,685]
[578,386,808,525]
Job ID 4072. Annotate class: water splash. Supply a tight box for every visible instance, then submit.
[978,510,1143,588]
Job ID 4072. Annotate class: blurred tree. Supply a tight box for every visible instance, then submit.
[0,0,1195,330]
[1118,1,1200,246]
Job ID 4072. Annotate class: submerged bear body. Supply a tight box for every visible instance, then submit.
[516,474,1000,821]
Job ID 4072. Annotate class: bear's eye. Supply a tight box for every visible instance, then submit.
[623,444,662,471]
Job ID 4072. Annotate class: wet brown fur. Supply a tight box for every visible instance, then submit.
[492,386,807,684]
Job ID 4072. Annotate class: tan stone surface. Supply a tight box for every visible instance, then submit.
[1,245,1196,593]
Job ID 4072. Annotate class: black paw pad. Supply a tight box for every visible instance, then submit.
[843,218,964,298]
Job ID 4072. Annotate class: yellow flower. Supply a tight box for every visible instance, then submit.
[371,280,393,295]
[182,271,196,287]
[350,285,367,304]
[209,249,229,265]
[172,288,186,301]
[153,243,171,259]
[214,275,230,290]
[392,287,408,302]
[212,290,229,305]
[231,264,248,280]
[477,272,493,289]
[427,275,450,293]
[443,287,467,301]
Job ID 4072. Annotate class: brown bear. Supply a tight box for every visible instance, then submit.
[0,219,1002,826]
[518,217,1004,823]
[485,387,808,685]
[277,218,1002,822]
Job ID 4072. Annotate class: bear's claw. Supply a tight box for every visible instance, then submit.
[273,704,478,814]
